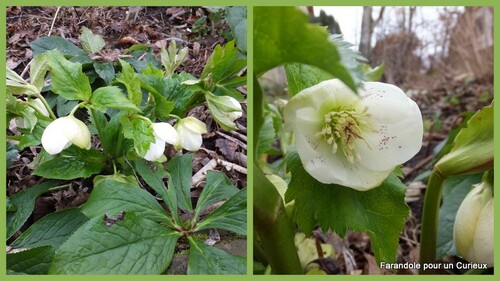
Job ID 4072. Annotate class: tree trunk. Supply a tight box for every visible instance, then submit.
[359,6,373,59]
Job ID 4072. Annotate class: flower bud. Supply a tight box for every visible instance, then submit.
[453,179,494,267]
[41,115,91,155]
[206,93,243,131]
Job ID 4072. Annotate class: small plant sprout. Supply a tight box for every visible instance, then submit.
[174,116,208,151]
[41,115,91,155]
[284,79,423,190]
[144,122,180,162]
[453,175,494,267]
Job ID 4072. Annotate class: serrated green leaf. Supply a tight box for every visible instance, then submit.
[133,159,180,225]
[121,115,155,157]
[436,173,482,259]
[30,36,85,57]
[285,148,409,263]
[117,59,143,106]
[46,50,92,101]
[168,153,194,212]
[49,213,180,274]
[93,62,115,85]
[7,245,55,274]
[195,188,247,235]
[81,177,169,224]
[360,63,385,82]
[29,53,49,91]
[34,146,106,180]
[254,7,356,91]
[90,86,140,113]
[79,26,105,54]
[194,171,239,221]
[285,64,334,96]
[187,236,246,274]
[7,180,61,239]
[11,208,89,250]
[436,103,493,177]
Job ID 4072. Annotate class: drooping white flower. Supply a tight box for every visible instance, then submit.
[205,93,243,131]
[144,122,179,161]
[284,79,423,191]
[175,116,207,151]
[41,115,91,155]
[454,180,494,267]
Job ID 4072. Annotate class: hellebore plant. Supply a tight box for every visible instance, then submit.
[284,79,423,190]
[453,175,494,267]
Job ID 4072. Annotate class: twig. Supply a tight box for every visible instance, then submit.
[404,155,434,177]
[48,7,61,36]
[216,158,247,174]
[228,130,247,142]
[192,158,217,187]
[215,131,247,150]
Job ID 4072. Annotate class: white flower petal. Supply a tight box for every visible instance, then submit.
[152,122,179,146]
[144,138,166,161]
[41,118,72,155]
[65,117,91,150]
[177,125,202,151]
[355,83,423,171]
[227,97,243,121]
[470,199,493,266]
[183,117,207,134]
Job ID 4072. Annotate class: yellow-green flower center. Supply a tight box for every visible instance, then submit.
[316,108,369,164]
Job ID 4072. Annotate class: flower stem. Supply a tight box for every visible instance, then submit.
[33,93,57,120]
[419,169,445,273]
[168,114,181,121]
[254,164,303,274]
[69,101,88,116]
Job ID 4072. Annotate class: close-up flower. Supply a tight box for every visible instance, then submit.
[175,116,208,151]
[41,115,91,155]
[453,179,494,267]
[144,122,180,161]
[284,79,423,191]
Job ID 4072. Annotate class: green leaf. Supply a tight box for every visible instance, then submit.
[285,64,334,96]
[46,49,92,101]
[30,36,85,57]
[6,67,39,96]
[29,53,50,91]
[254,7,356,91]
[187,237,246,274]
[360,63,385,82]
[34,146,106,180]
[201,40,246,85]
[437,103,493,177]
[285,148,409,263]
[11,208,89,250]
[121,115,155,157]
[49,213,181,274]
[79,26,105,54]
[194,171,239,221]
[436,173,483,259]
[93,62,115,85]
[225,7,247,54]
[256,111,276,156]
[117,59,143,106]
[133,159,181,225]
[168,153,194,212]
[90,86,140,113]
[7,246,55,274]
[195,188,247,235]
[7,180,61,239]
[81,178,170,224]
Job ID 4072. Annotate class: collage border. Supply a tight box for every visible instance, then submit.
[0,0,497,280]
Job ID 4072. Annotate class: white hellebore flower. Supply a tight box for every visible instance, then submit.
[41,115,91,155]
[144,122,180,161]
[175,117,207,151]
[224,96,243,121]
[453,180,494,267]
[284,79,423,191]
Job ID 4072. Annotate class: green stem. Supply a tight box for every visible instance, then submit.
[168,114,181,121]
[46,183,72,192]
[254,164,303,274]
[69,101,87,116]
[419,169,445,273]
[33,93,57,120]
[89,108,108,155]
